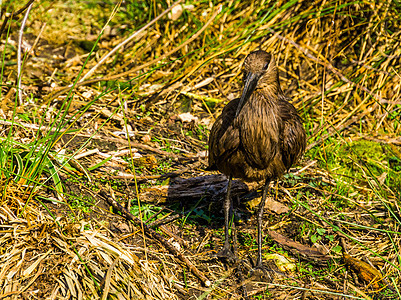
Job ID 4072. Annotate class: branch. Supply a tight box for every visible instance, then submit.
[0,0,35,38]
[79,0,183,83]
[267,27,387,103]
[99,189,211,287]
[17,1,33,105]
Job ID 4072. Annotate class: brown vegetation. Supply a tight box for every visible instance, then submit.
[0,0,400,299]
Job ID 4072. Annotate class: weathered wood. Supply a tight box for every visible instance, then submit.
[140,174,250,203]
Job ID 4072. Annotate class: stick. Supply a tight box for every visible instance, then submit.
[45,4,222,102]
[267,27,387,103]
[79,0,183,83]
[0,0,35,38]
[99,189,211,287]
[17,1,34,105]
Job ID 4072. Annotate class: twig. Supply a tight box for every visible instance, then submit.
[0,0,35,38]
[46,3,222,102]
[89,135,194,160]
[305,116,359,151]
[0,119,196,161]
[306,101,379,151]
[79,0,182,83]
[148,213,182,228]
[110,161,202,181]
[267,27,387,103]
[27,22,46,57]
[17,1,33,105]
[99,189,211,287]
[159,225,189,248]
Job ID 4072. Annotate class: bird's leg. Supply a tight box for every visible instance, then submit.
[256,179,270,268]
[216,175,234,259]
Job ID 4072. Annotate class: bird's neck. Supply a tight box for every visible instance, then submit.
[257,83,283,101]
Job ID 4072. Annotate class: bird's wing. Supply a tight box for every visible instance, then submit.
[208,99,240,169]
[279,98,306,170]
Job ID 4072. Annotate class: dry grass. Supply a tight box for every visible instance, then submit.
[0,182,180,299]
[0,0,400,299]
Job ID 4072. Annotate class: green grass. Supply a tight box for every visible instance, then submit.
[1,0,401,298]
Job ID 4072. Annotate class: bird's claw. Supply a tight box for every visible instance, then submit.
[214,247,236,263]
[250,264,273,280]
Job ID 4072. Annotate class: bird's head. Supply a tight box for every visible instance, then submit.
[235,50,279,117]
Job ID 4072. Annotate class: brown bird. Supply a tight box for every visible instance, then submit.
[208,50,306,269]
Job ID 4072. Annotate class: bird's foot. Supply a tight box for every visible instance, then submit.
[214,247,236,264]
[249,263,274,281]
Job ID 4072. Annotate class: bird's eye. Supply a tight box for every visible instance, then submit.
[263,62,269,71]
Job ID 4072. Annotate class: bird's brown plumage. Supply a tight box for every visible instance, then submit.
[208,50,306,267]
[208,50,305,182]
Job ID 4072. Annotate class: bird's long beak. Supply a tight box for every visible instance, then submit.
[235,72,260,118]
